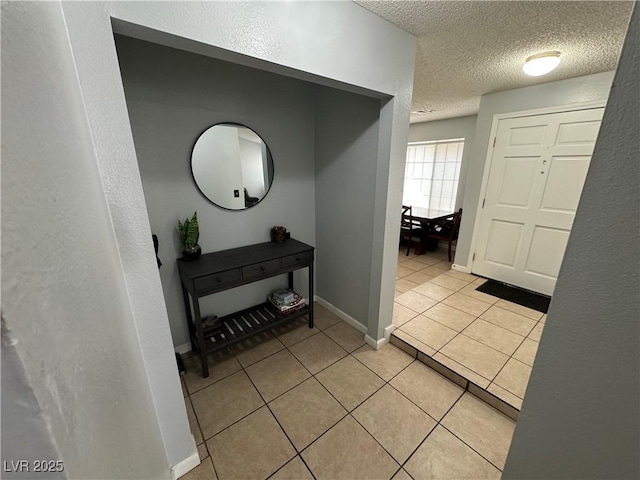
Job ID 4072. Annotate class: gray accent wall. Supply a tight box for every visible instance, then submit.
[503,6,639,477]
[456,71,615,267]
[408,115,478,210]
[116,35,387,345]
[314,88,382,325]
[115,36,317,347]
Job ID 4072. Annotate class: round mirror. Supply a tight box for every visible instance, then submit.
[191,123,274,210]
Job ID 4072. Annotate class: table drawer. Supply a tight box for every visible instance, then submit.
[242,259,281,278]
[193,268,241,291]
[281,251,314,268]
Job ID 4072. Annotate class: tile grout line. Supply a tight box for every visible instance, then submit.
[266,344,368,478]
[426,350,493,387]
[487,355,532,401]
[438,423,506,473]
[314,359,386,412]
[400,391,466,472]
[228,335,337,478]
[279,342,426,475]
[347,411,405,471]
[184,369,226,479]
[194,330,326,447]
[255,328,378,472]
[286,330,350,375]
[265,455,316,480]
[400,286,496,322]
[288,351,393,474]
[485,317,541,393]
[184,395,208,461]
[265,396,318,469]
[185,353,253,454]
[491,332,530,383]
[394,330,439,358]
[401,392,508,475]
[385,380,442,426]
[312,354,428,474]
[452,325,524,358]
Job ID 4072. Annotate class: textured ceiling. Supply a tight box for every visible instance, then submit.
[355,0,634,122]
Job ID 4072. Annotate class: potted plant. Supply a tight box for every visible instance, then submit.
[177,212,201,261]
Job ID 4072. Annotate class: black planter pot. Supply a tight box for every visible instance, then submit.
[182,244,202,261]
[271,227,287,243]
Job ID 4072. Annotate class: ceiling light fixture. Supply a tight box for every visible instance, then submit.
[523,51,561,76]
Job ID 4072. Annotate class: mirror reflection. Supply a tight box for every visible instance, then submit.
[191,123,274,210]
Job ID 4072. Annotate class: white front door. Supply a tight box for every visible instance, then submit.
[472,107,604,295]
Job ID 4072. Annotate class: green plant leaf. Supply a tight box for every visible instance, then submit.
[178,212,199,248]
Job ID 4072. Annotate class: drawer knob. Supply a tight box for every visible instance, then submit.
[260,266,266,271]
[216,277,222,282]
[295,257,300,261]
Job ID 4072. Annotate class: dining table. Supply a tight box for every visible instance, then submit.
[408,206,455,254]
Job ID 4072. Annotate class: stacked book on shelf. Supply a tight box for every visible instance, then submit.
[268,289,306,315]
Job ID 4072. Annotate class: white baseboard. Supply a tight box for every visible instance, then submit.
[364,324,395,350]
[384,324,395,340]
[451,263,471,274]
[314,296,367,333]
[364,334,386,349]
[171,444,200,479]
[174,343,192,355]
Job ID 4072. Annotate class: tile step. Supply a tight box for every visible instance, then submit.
[390,333,519,421]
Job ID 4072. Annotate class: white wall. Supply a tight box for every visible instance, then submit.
[31,1,414,474]
[239,138,267,198]
[1,321,66,480]
[408,115,478,210]
[116,35,316,348]
[1,2,173,478]
[503,6,639,477]
[192,125,245,210]
[456,71,615,267]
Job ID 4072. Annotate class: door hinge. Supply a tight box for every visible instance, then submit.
[493,137,497,148]
[473,253,476,261]
[482,198,486,208]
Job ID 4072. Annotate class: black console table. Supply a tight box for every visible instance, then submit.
[177,239,314,377]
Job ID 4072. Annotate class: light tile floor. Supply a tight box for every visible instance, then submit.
[392,247,546,411]
[180,303,515,480]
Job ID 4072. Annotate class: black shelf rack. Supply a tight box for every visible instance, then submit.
[194,302,310,354]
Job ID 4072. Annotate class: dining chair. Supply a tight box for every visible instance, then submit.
[424,208,463,261]
[400,205,423,256]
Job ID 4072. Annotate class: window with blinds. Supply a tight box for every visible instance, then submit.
[403,138,464,212]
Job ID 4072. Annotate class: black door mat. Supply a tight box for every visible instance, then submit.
[476,279,551,314]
